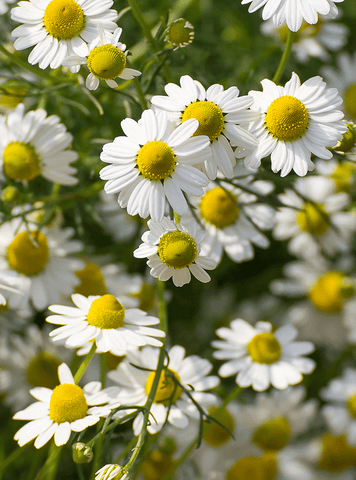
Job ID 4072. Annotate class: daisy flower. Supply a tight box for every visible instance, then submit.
[0,218,83,310]
[104,345,220,435]
[316,158,356,194]
[13,363,110,448]
[212,319,316,391]
[95,464,128,480]
[150,75,258,179]
[321,368,356,446]
[99,109,211,222]
[46,293,165,355]
[133,216,217,287]
[272,175,356,259]
[62,25,141,91]
[0,103,78,186]
[241,0,344,32]
[244,72,346,176]
[10,0,118,70]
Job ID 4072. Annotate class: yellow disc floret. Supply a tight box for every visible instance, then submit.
[203,406,234,447]
[87,45,126,80]
[145,369,182,406]
[347,394,356,419]
[0,88,26,108]
[49,383,88,423]
[320,434,356,472]
[181,101,224,141]
[75,263,107,297]
[165,18,194,49]
[158,231,197,269]
[3,142,41,181]
[26,352,61,389]
[226,454,277,480]
[200,187,239,228]
[136,141,176,181]
[265,96,309,142]
[7,231,49,277]
[332,163,355,193]
[344,85,356,119]
[297,202,329,236]
[308,272,355,314]
[253,417,291,452]
[44,0,85,40]
[248,332,282,365]
[86,294,125,329]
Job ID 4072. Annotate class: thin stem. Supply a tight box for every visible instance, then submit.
[35,444,63,480]
[272,29,295,84]
[113,436,136,463]
[74,343,97,384]
[133,76,148,110]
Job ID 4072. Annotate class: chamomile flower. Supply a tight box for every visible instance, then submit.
[13,363,110,448]
[46,293,165,355]
[164,18,194,50]
[133,216,217,287]
[212,319,315,391]
[321,368,356,446]
[99,109,211,222]
[104,345,220,435]
[0,218,83,310]
[272,175,356,259]
[62,25,141,91]
[241,0,344,32]
[95,464,128,480]
[150,75,258,179]
[10,0,118,70]
[244,72,346,176]
[316,157,356,193]
[0,103,78,186]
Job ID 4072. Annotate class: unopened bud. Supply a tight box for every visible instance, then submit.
[333,121,356,155]
[72,442,93,464]
[165,18,194,50]
[1,185,20,203]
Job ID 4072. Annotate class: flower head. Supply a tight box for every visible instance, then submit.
[164,18,194,49]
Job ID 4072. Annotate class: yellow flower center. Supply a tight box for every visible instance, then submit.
[136,141,176,181]
[181,101,224,141]
[132,283,156,312]
[297,202,329,236]
[320,434,356,472]
[165,18,194,48]
[86,294,125,329]
[140,450,175,480]
[26,352,61,389]
[247,332,281,365]
[145,369,182,406]
[75,263,107,297]
[226,453,277,480]
[0,88,26,108]
[253,417,291,452]
[331,163,355,193]
[347,394,356,419]
[3,142,41,181]
[200,187,239,228]
[308,272,354,314]
[344,84,356,119]
[158,231,197,269]
[44,0,85,40]
[87,45,126,81]
[7,231,49,277]
[334,122,356,154]
[265,96,309,142]
[203,406,234,447]
[49,383,88,424]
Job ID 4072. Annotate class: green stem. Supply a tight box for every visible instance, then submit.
[35,443,63,480]
[0,445,30,473]
[113,437,137,463]
[272,29,295,84]
[133,76,148,110]
[100,354,106,389]
[74,343,97,384]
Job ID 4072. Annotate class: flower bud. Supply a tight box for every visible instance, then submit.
[72,442,94,464]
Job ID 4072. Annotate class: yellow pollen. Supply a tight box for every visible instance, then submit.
[145,369,182,406]
[203,406,234,447]
[347,394,356,419]
[297,202,329,236]
[265,95,309,141]
[44,0,85,40]
[332,163,355,193]
[344,84,356,119]
[3,142,41,181]
[49,383,88,423]
[87,294,125,329]
[136,141,176,181]
[87,45,126,80]
[200,187,239,228]
[75,263,107,297]
[247,332,281,365]
[253,417,291,452]
[226,453,277,480]
[165,18,194,49]
[181,101,224,141]
[26,352,61,389]
[320,434,356,472]
[140,450,175,480]
[0,88,26,108]
[7,231,49,277]
[308,272,354,314]
[132,283,156,312]
[158,231,197,269]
